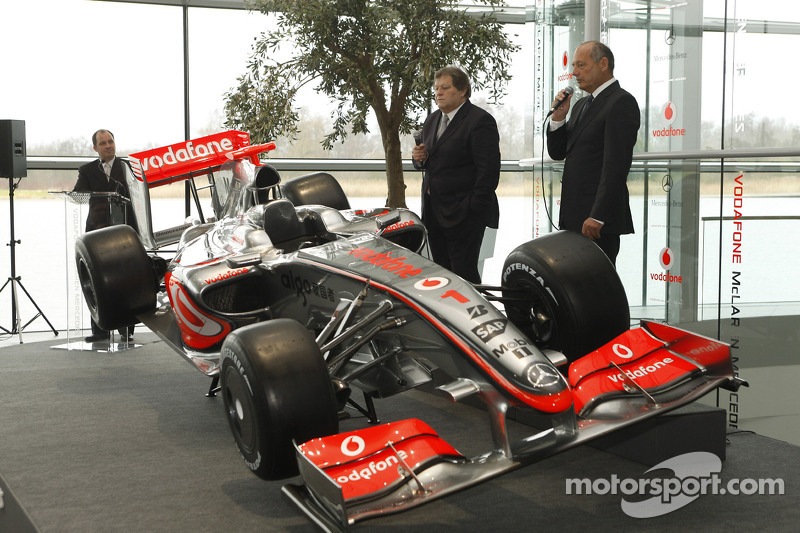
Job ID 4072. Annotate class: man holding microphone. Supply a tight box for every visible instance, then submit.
[547,41,640,265]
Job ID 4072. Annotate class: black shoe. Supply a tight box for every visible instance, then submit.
[121,334,134,343]
[85,333,110,343]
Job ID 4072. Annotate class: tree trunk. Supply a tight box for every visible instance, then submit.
[382,128,408,208]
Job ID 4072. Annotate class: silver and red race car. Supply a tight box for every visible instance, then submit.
[75,131,745,531]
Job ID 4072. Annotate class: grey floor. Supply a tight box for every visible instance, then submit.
[1,331,799,532]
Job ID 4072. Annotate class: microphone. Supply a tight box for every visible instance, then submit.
[412,129,423,145]
[547,86,574,116]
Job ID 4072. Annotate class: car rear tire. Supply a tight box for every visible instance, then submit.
[75,225,157,331]
[501,230,629,362]
[220,318,339,480]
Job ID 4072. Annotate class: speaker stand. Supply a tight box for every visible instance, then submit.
[0,177,58,342]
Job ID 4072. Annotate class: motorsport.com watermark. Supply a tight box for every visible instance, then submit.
[565,452,785,518]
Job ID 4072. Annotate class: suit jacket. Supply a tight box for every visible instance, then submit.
[73,157,134,232]
[547,81,639,236]
[414,100,501,229]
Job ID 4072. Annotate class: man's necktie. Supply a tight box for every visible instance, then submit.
[576,95,594,124]
[436,114,449,140]
[103,162,112,181]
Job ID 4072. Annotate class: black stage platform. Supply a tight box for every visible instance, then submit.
[0,332,797,532]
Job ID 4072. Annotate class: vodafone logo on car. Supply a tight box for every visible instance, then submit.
[129,130,252,184]
[613,343,634,359]
[607,357,675,384]
[137,138,235,172]
[347,246,423,278]
[414,277,449,291]
[383,220,416,232]
[334,449,409,485]
[341,436,366,457]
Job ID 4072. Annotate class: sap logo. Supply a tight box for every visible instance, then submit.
[472,319,507,343]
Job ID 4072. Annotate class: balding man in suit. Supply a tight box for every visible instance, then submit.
[547,41,640,265]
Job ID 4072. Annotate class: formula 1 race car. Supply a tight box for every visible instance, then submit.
[75,131,745,531]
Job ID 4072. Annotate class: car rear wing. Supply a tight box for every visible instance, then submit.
[125,130,276,249]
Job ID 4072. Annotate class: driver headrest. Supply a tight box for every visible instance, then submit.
[255,164,281,189]
[252,164,281,204]
[261,198,297,227]
[262,199,327,250]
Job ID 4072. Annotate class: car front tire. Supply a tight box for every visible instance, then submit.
[501,230,630,362]
[220,318,339,480]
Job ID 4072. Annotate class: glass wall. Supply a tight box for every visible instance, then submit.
[0,0,798,445]
[0,0,532,186]
[0,0,535,333]
[0,1,185,166]
[529,0,800,445]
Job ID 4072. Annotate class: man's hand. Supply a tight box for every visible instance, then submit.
[550,89,572,122]
[411,143,428,163]
[582,218,603,240]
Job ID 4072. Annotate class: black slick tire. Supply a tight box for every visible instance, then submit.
[74,225,156,331]
[219,318,338,480]
[501,230,629,362]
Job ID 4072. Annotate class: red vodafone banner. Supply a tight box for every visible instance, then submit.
[129,130,255,186]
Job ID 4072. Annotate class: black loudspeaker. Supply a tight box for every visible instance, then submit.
[0,120,27,178]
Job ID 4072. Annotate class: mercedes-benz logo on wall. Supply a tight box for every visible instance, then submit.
[662,174,672,192]
[665,26,676,45]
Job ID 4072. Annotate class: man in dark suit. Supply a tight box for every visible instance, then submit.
[73,129,135,343]
[547,41,640,265]
[411,66,501,283]
[73,129,132,232]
